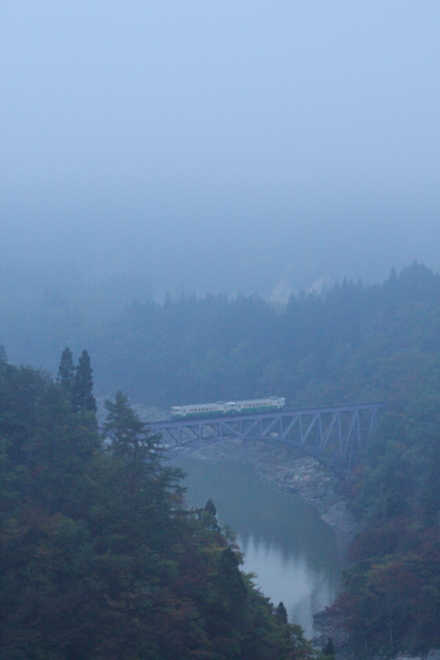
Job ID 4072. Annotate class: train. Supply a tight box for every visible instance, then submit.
[170,396,285,419]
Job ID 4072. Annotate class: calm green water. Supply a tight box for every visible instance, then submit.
[179,457,345,637]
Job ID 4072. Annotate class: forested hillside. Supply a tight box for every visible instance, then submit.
[2,262,440,656]
[2,262,440,412]
[330,358,440,655]
[79,262,440,411]
[0,357,315,660]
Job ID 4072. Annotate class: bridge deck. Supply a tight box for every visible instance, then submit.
[149,402,385,470]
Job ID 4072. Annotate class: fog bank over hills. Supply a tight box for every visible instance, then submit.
[2,184,440,305]
[2,2,440,301]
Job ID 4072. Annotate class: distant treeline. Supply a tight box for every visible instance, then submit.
[2,262,440,410]
[86,262,440,409]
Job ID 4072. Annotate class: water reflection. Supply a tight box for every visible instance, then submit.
[238,534,336,635]
[179,457,344,636]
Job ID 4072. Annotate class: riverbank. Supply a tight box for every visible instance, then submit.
[185,439,358,658]
[187,439,357,538]
[137,405,354,535]
[146,421,437,660]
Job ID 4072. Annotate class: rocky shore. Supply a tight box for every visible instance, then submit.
[188,439,357,538]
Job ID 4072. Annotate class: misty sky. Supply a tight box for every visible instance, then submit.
[1,1,440,299]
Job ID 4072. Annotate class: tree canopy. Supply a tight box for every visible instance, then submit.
[0,358,315,660]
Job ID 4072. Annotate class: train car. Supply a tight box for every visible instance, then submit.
[170,396,285,419]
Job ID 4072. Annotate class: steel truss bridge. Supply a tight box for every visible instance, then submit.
[149,403,384,475]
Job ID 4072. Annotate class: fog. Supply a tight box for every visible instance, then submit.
[1,1,440,300]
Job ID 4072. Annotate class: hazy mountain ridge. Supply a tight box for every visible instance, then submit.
[3,262,439,409]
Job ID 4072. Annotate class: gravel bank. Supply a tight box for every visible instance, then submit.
[188,439,357,537]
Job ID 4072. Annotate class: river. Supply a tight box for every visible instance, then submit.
[179,456,346,637]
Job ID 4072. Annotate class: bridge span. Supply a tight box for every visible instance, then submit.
[149,402,384,473]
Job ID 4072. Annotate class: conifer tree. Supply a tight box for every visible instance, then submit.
[275,601,288,625]
[202,498,220,531]
[102,391,168,489]
[323,637,335,658]
[204,498,217,517]
[103,390,154,462]
[57,347,74,396]
[72,349,96,413]
[217,545,247,610]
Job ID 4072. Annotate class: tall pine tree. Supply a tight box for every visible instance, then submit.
[102,391,166,487]
[57,347,75,397]
[72,349,96,413]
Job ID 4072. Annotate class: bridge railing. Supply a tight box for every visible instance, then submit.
[149,402,385,469]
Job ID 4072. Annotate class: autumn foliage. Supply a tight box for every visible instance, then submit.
[0,357,314,660]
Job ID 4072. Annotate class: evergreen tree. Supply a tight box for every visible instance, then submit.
[204,498,217,517]
[57,347,74,396]
[102,391,175,503]
[202,498,220,532]
[275,601,288,625]
[72,349,96,413]
[323,637,335,658]
[216,545,247,613]
[103,390,158,463]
